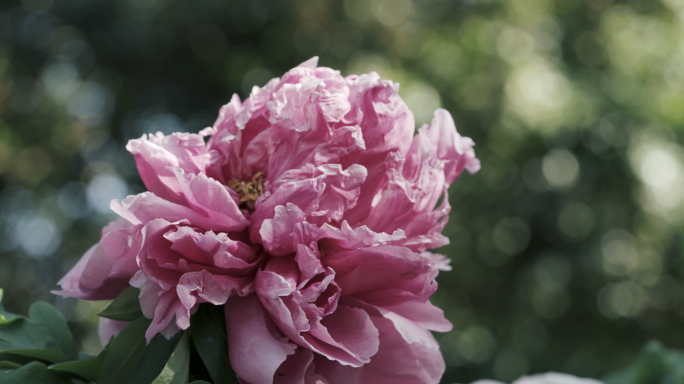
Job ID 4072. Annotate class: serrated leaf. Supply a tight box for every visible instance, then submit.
[191,304,238,384]
[0,302,76,362]
[98,286,144,322]
[0,361,70,384]
[127,332,183,384]
[49,344,109,381]
[98,317,151,384]
[152,332,190,384]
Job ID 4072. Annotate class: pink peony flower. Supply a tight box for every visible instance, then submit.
[54,57,479,383]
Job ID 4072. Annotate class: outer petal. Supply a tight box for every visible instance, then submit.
[139,283,185,341]
[422,108,480,184]
[126,132,210,204]
[372,301,451,349]
[343,73,414,158]
[339,73,415,225]
[304,304,379,366]
[323,245,436,306]
[98,318,130,346]
[112,192,244,232]
[360,150,450,252]
[52,219,142,300]
[361,315,445,384]
[225,295,297,384]
[206,94,243,184]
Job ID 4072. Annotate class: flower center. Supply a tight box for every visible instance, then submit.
[227,172,265,212]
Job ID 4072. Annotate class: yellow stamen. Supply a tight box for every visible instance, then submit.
[227,172,265,212]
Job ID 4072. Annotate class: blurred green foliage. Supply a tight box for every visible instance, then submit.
[1,0,684,382]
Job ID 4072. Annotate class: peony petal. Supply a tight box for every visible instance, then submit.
[143,286,185,341]
[372,303,450,349]
[324,245,434,305]
[312,354,363,384]
[308,304,379,366]
[422,108,480,184]
[176,270,241,310]
[381,300,453,333]
[79,223,142,291]
[112,192,242,232]
[225,295,297,384]
[98,318,130,346]
[361,315,445,384]
[126,132,210,204]
[251,164,367,243]
[274,347,315,384]
[320,221,405,250]
[52,220,143,301]
[260,203,320,256]
[173,168,248,231]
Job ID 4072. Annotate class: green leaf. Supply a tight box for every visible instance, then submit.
[663,349,684,382]
[0,290,20,325]
[49,344,109,381]
[98,317,151,384]
[98,286,144,321]
[634,340,666,384]
[0,361,21,369]
[0,353,38,367]
[603,368,634,384]
[127,332,183,384]
[152,332,190,384]
[0,349,69,364]
[0,361,70,384]
[602,340,684,384]
[0,302,77,362]
[190,304,239,384]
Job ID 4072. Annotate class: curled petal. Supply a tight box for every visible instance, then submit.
[422,108,480,184]
[260,203,320,256]
[251,164,367,243]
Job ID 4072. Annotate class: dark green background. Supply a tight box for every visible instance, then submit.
[1,0,683,382]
